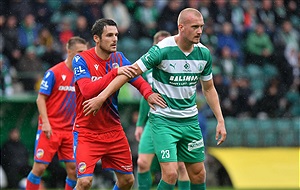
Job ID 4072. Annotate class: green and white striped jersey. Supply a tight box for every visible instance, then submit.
[136,36,213,118]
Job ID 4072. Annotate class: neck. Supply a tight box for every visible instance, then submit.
[64,58,72,70]
[95,47,111,60]
[175,35,194,53]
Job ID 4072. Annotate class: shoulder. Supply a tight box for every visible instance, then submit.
[195,43,211,55]
[195,42,210,51]
[156,36,176,49]
[79,48,94,58]
[48,61,64,74]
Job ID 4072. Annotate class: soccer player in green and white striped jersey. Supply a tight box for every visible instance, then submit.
[135,30,191,190]
[83,8,227,190]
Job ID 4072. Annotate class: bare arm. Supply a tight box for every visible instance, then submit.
[36,94,52,139]
[201,79,227,145]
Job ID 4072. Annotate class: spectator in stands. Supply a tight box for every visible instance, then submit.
[0,54,14,96]
[0,14,5,29]
[103,0,131,37]
[273,20,299,54]
[284,64,300,116]
[216,22,241,64]
[33,0,53,28]
[273,19,298,89]
[230,75,255,118]
[50,3,78,37]
[229,0,245,40]
[157,0,183,35]
[184,0,200,10]
[0,128,31,189]
[16,45,44,91]
[58,18,74,47]
[124,0,140,15]
[273,0,288,26]
[38,27,64,68]
[2,15,22,67]
[74,15,93,46]
[200,23,218,55]
[7,0,33,22]
[243,5,258,33]
[133,0,159,39]
[286,0,300,31]
[255,77,286,118]
[198,0,211,23]
[245,23,274,65]
[0,1,8,17]
[79,0,105,29]
[18,13,42,51]
[210,0,231,33]
[216,46,238,80]
[256,0,276,37]
[212,66,231,117]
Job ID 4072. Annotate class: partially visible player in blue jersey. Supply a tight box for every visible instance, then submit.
[26,37,88,190]
[82,8,227,190]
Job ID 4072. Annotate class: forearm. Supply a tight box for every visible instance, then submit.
[99,63,144,99]
[98,74,130,99]
[203,87,224,123]
[79,69,118,99]
[36,96,49,124]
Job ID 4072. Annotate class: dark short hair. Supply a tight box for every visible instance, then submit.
[91,18,117,38]
[66,36,87,50]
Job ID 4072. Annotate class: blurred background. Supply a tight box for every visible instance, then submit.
[0,0,299,189]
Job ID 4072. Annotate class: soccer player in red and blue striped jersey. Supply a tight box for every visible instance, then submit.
[72,18,166,190]
[26,37,88,190]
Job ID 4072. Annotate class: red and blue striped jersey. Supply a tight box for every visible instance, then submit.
[38,61,76,131]
[72,48,137,133]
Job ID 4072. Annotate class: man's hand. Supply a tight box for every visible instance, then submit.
[215,122,227,145]
[42,122,52,139]
[135,126,144,142]
[147,93,167,110]
[118,65,138,78]
[82,96,104,116]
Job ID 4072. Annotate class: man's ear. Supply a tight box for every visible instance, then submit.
[93,35,100,43]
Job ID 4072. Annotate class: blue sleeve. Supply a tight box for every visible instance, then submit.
[39,70,55,96]
[72,55,91,82]
[118,52,139,83]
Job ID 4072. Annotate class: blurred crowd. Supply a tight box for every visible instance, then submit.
[0,0,299,118]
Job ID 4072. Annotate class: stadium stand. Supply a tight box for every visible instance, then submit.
[1,0,299,189]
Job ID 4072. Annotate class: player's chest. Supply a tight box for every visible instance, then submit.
[87,61,114,77]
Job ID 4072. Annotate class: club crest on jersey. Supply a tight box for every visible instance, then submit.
[61,75,66,81]
[36,149,44,158]
[78,162,87,173]
[183,62,191,72]
[112,62,119,68]
[198,60,207,72]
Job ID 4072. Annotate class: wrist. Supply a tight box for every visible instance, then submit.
[144,91,154,100]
